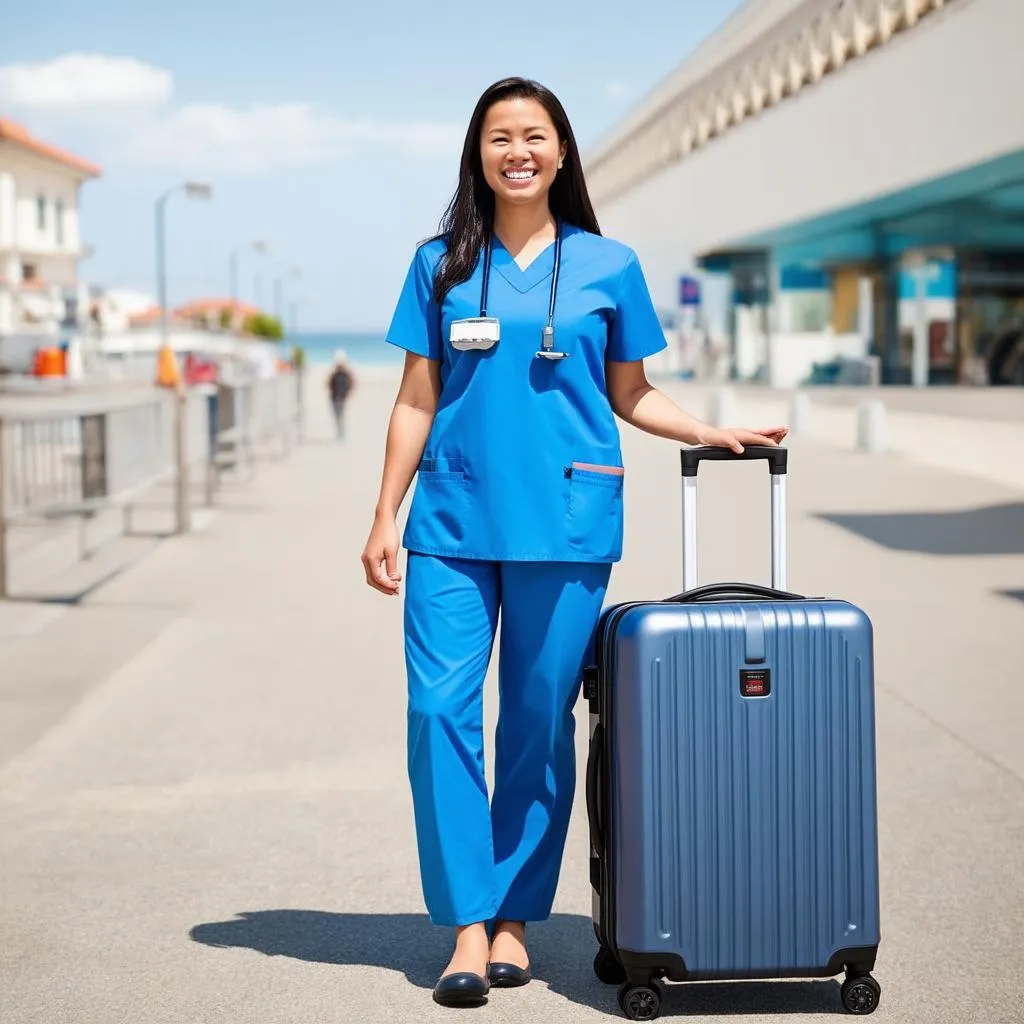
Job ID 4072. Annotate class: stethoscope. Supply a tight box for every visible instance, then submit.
[475,220,568,360]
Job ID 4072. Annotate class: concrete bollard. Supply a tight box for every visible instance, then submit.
[707,386,736,428]
[857,399,887,453]
[788,392,812,437]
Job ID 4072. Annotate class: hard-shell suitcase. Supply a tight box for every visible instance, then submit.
[582,446,881,1019]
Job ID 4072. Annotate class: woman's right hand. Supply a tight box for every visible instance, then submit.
[361,514,402,596]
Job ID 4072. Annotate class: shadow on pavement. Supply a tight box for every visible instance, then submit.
[817,502,1024,555]
[5,542,161,605]
[190,910,442,989]
[189,909,845,1015]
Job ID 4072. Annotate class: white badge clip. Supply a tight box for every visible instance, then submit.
[450,317,500,351]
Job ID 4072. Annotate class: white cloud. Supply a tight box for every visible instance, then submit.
[0,53,173,109]
[604,81,631,101]
[0,52,462,173]
[121,102,463,173]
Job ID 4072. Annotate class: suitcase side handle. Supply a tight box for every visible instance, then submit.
[665,582,805,603]
[680,444,788,477]
[586,723,605,858]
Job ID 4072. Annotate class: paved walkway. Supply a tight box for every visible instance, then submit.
[659,378,1024,495]
[1,370,1022,1023]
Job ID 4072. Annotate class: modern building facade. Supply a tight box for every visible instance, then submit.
[0,117,101,346]
[585,0,1024,387]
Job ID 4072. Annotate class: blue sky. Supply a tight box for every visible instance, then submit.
[1,0,747,331]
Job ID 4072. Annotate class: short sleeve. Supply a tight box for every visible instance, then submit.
[385,244,443,361]
[606,251,669,363]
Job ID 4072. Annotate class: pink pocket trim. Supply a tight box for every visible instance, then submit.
[571,462,624,477]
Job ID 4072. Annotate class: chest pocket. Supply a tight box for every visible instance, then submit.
[565,463,624,561]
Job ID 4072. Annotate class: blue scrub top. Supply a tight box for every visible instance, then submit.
[385,223,667,563]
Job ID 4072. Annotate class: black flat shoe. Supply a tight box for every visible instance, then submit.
[432,971,490,1007]
[487,961,532,987]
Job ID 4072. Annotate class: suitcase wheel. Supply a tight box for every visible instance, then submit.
[617,979,664,1021]
[594,947,628,985]
[841,972,881,1015]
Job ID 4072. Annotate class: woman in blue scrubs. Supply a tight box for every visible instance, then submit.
[361,77,786,1007]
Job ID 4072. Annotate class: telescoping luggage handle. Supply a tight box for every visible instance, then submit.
[679,444,788,593]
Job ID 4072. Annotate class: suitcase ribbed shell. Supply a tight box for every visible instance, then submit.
[601,598,880,979]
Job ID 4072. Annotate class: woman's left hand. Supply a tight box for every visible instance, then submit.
[695,425,789,454]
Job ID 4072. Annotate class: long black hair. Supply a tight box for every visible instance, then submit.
[431,77,601,304]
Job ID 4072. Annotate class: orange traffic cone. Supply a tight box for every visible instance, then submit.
[156,343,182,389]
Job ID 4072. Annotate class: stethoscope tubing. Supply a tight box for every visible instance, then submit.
[479,220,562,333]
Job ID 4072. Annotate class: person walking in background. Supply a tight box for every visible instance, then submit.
[361,76,787,1009]
[327,349,355,440]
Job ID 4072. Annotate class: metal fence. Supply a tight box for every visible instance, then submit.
[0,372,302,597]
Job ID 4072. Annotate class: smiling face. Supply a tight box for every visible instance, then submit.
[479,96,567,209]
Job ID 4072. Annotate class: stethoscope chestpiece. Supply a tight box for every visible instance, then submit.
[535,325,569,360]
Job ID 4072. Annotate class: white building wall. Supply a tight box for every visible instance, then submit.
[586,0,820,167]
[0,171,14,252]
[64,189,81,251]
[593,0,1024,310]
[97,288,156,333]
[0,171,16,332]
[29,254,77,287]
[13,163,81,258]
[0,143,93,339]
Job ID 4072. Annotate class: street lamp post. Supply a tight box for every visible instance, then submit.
[155,180,212,536]
[156,181,212,348]
[286,290,311,444]
[286,289,312,345]
[268,267,302,443]
[273,266,302,326]
[229,239,268,322]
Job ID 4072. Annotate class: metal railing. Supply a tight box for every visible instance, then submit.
[0,372,303,598]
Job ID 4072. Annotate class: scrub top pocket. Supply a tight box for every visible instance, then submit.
[405,458,471,554]
[565,465,624,561]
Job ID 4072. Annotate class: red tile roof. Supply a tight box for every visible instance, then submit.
[174,298,262,318]
[0,117,102,178]
[128,306,164,326]
[129,299,263,326]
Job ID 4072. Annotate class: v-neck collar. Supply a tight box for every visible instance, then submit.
[490,233,557,294]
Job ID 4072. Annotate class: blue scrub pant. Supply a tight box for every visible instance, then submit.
[404,553,612,927]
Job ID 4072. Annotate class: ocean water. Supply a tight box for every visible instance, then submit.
[287,332,400,367]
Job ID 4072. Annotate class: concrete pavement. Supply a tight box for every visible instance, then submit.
[659,379,1024,495]
[1,369,1022,1023]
